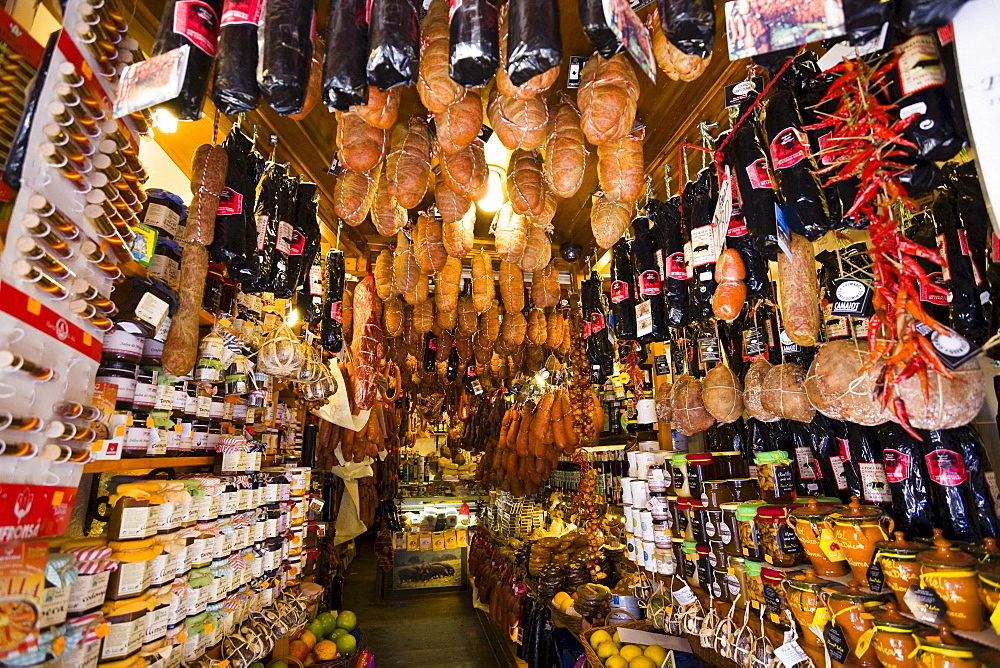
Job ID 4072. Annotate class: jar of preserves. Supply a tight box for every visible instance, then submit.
[743,560,764,607]
[719,502,742,556]
[875,531,926,615]
[681,541,699,588]
[689,498,708,544]
[686,453,715,499]
[786,569,827,649]
[729,477,759,502]
[754,451,795,503]
[695,544,712,588]
[671,454,690,498]
[760,566,787,624]
[713,450,749,479]
[914,626,979,668]
[978,560,1000,617]
[756,505,800,567]
[917,531,984,632]
[871,603,920,668]
[704,480,734,510]
[675,498,692,540]
[726,556,746,605]
[788,498,848,577]
[713,568,731,602]
[736,502,765,560]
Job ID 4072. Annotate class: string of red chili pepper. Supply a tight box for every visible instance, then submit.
[803,54,952,439]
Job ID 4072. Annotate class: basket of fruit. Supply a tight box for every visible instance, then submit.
[284,609,365,667]
[581,611,660,668]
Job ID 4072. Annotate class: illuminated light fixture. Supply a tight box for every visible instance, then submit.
[478,167,506,213]
[152,108,178,134]
[478,133,512,213]
[286,308,300,327]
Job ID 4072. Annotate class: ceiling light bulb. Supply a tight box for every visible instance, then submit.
[152,108,178,134]
[484,132,511,168]
[477,169,505,213]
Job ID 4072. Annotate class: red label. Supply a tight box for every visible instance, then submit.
[217,187,244,216]
[727,214,749,238]
[610,280,629,303]
[590,313,606,333]
[289,230,306,256]
[925,449,968,486]
[746,158,774,189]
[583,320,592,338]
[768,128,809,170]
[882,449,910,483]
[0,284,102,361]
[0,485,78,540]
[639,270,662,296]
[667,252,686,280]
[330,301,343,323]
[958,229,984,287]
[937,24,954,45]
[919,271,950,306]
[221,0,265,25]
[467,365,477,378]
[837,438,851,462]
[174,0,221,56]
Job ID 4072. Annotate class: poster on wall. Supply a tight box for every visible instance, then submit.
[391,549,465,591]
[725,0,846,60]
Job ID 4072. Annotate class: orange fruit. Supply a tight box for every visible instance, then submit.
[314,640,338,661]
[300,630,318,650]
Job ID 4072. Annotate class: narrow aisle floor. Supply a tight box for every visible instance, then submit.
[342,540,502,668]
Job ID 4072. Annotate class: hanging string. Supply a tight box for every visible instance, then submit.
[336,219,342,250]
[212,109,221,145]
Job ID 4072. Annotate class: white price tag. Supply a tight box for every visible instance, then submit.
[673,585,697,606]
[774,641,809,668]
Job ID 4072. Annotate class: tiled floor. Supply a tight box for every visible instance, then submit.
[343,540,501,667]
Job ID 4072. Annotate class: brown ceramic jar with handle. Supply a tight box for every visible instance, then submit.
[822,580,891,668]
[977,559,1000,617]
[914,626,981,668]
[785,569,827,649]
[917,530,984,632]
[875,531,927,615]
[789,498,848,576]
[968,537,1000,566]
[871,603,920,668]
[826,496,894,587]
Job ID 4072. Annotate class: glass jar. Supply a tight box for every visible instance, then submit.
[729,477,759,502]
[686,453,715,499]
[713,568,731,602]
[704,480,734,510]
[871,603,920,668]
[788,498,848,577]
[705,507,724,543]
[754,450,795,503]
[875,531,927,615]
[786,569,828,649]
[760,566,787,624]
[696,544,712,588]
[743,560,764,607]
[681,541,699,588]
[713,450,750,479]
[689,498,707,543]
[719,502,742,556]
[671,454,690,498]
[756,505,799,567]
[672,536,685,575]
[917,530,983,632]
[726,556,746,605]
[708,541,726,571]
[736,502,765,560]
[647,465,668,493]
[675,498,692,540]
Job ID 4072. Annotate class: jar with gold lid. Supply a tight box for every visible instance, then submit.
[671,454,691,498]
[756,505,800,567]
[728,477,759,502]
[918,530,984,632]
[875,531,927,615]
[754,451,795,503]
[713,450,749,479]
[681,541,699,588]
[736,502,765,560]
[871,603,920,668]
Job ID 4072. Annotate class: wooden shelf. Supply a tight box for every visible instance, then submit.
[84,456,215,473]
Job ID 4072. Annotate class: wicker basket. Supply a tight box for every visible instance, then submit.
[580,610,656,668]
[311,630,367,668]
[547,601,583,635]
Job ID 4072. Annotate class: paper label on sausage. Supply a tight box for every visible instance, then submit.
[690,225,717,268]
[768,127,809,170]
[858,462,892,503]
[639,270,662,295]
[221,0,265,26]
[882,449,910,483]
[667,252,686,280]
[330,301,343,323]
[216,187,243,216]
[610,280,629,303]
[829,455,848,491]
[746,158,773,189]
[173,0,221,57]
[275,221,293,254]
[925,449,968,486]
[896,35,945,96]
[255,215,269,250]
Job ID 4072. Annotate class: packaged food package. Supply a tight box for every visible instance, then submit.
[213,0,264,113]
[367,0,421,89]
[151,0,225,120]
[259,0,317,115]
[321,0,370,110]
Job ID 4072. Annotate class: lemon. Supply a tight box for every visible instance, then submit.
[613,631,621,645]
[619,645,643,662]
[644,645,668,666]
[605,657,628,668]
[589,630,614,650]
[596,642,619,661]
[628,657,657,668]
[553,592,571,607]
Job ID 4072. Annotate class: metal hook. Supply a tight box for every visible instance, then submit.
[664,163,671,197]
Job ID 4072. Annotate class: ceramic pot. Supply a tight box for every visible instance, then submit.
[875,531,927,615]
[785,569,827,648]
[977,560,1000,616]
[918,530,984,632]
[871,603,920,668]
[914,626,980,668]
[826,496,893,587]
[789,498,847,576]
[822,581,890,668]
